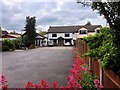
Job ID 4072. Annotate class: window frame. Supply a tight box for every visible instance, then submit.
[52,34,57,37]
[65,33,70,37]
[95,29,100,33]
[79,30,87,34]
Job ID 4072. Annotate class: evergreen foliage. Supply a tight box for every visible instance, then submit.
[23,16,37,47]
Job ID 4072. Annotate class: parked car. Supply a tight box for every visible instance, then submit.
[47,40,54,46]
[65,42,70,46]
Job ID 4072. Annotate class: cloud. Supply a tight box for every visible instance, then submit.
[1,0,106,32]
[37,2,99,26]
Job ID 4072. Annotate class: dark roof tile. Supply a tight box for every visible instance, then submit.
[48,24,101,33]
[2,31,9,35]
[48,26,77,33]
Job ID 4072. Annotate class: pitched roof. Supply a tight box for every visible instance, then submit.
[10,32,21,35]
[2,34,18,38]
[48,26,77,33]
[48,24,102,33]
[2,31,9,35]
[0,29,9,37]
[36,33,44,39]
[76,25,101,32]
[36,33,47,39]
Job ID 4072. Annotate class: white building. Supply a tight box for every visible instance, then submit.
[35,33,47,47]
[47,22,101,46]
[48,26,76,46]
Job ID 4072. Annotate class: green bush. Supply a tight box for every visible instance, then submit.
[78,65,96,89]
[12,40,20,49]
[83,27,120,75]
[2,39,15,51]
[2,45,9,51]
[22,35,31,47]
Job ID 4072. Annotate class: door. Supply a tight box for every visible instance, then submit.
[58,37,64,46]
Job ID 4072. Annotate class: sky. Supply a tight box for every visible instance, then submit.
[1,0,107,33]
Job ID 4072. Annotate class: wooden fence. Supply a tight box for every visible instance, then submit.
[75,39,120,88]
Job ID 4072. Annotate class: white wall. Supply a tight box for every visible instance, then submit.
[0,38,2,41]
[76,33,87,38]
[73,33,77,40]
[48,33,76,39]
[43,38,47,46]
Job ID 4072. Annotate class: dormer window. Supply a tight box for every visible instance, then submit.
[79,30,87,34]
[95,27,100,33]
[78,27,88,34]
[96,30,100,33]
[65,33,69,37]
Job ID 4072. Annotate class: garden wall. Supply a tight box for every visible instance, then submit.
[75,39,120,88]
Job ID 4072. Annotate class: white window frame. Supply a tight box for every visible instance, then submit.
[65,33,70,37]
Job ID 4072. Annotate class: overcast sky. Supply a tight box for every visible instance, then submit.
[1,0,107,33]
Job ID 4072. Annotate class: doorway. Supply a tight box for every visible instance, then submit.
[58,37,64,46]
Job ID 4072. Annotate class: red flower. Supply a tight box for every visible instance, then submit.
[65,86,70,88]
[99,84,104,88]
[67,81,75,88]
[2,85,8,90]
[26,81,35,90]
[72,64,80,72]
[52,81,58,88]
[67,75,75,82]
[93,79,104,89]
[70,68,80,80]
[70,68,77,75]
[34,84,39,90]
[76,55,80,59]
[75,82,81,88]
[59,86,65,90]
[0,75,8,90]
[94,79,100,85]
[0,75,7,84]
[40,80,50,88]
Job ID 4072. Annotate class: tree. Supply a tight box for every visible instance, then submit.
[91,2,120,45]
[39,31,47,36]
[91,2,120,28]
[77,1,120,75]
[91,2,120,58]
[23,16,37,47]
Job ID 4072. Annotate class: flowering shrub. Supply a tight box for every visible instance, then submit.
[0,75,8,89]
[94,79,104,89]
[73,48,103,89]
[0,48,103,89]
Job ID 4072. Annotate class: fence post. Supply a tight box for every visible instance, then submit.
[100,66,103,84]
[89,57,92,72]
[98,60,103,84]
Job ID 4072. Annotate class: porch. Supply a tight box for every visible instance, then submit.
[50,37,74,46]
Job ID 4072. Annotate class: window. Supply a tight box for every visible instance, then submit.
[52,34,57,37]
[96,30,100,33]
[65,33,69,37]
[43,41,46,43]
[79,30,87,34]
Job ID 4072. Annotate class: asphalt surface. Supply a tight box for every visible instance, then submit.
[2,47,74,88]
